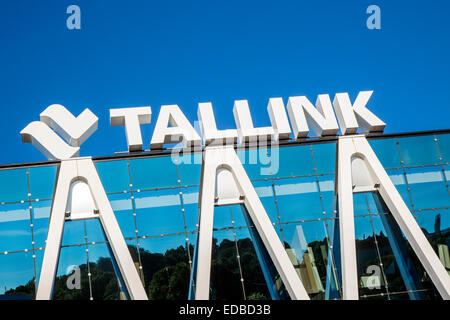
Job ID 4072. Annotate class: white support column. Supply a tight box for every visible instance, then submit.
[194,145,309,300]
[36,157,148,300]
[337,135,450,300]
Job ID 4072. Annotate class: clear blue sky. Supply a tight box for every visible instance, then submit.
[0,0,449,164]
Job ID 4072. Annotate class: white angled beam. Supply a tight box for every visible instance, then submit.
[287,94,339,138]
[194,145,309,300]
[36,157,148,300]
[337,135,450,300]
[110,106,152,152]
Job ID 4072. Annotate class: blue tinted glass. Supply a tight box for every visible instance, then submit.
[88,243,127,300]
[281,221,330,299]
[54,245,89,300]
[387,169,412,210]
[275,176,323,223]
[369,138,401,168]
[274,145,316,178]
[0,251,35,298]
[137,234,191,299]
[311,142,336,174]
[31,200,52,249]
[253,179,279,224]
[212,205,233,230]
[0,203,32,252]
[61,220,86,246]
[318,175,335,218]
[175,153,202,186]
[398,135,440,166]
[181,186,199,233]
[239,146,278,180]
[406,166,450,210]
[0,168,28,203]
[130,156,178,190]
[234,227,272,299]
[28,165,57,200]
[95,160,130,193]
[437,134,450,163]
[134,189,185,237]
[210,228,244,299]
[108,193,136,239]
[85,219,108,244]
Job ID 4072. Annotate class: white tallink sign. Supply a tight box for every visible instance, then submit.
[20,90,385,160]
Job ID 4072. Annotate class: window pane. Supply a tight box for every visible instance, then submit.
[95,160,130,193]
[54,245,89,300]
[28,165,57,200]
[0,168,28,203]
[137,234,191,300]
[61,220,86,247]
[135,189,186,237]
[369,138,401,169]
[281,221,331,299]
[175,153,202,186]
[0,203,32,252]
[436,134,450,163]
[253,179,279,224]
[181,186,199,233]
[311,142,336,174]
[406,166,450,210]
[31,200,52,249]
[130,157,178,190]
[398,135,440,166]
[0,251,35,299]
[108,193,136,239]
[275,176,323,223]
[275,145,316,178]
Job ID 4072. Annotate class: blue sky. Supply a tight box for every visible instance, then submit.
[0,0,449,164]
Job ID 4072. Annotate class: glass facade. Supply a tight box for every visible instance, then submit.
[0,132,449,300]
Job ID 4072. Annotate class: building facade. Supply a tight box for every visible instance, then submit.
[0,129,449,300]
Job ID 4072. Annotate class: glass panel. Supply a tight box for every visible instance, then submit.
[0,203,32,252]
[137,234,191,299]
[0,251,35,299]
[253,179,279,224]
[181,186,199,233]
[318,175,335,219]
[274,145,316,178]
[369,138,401,168]
[437,133,450,163]
[54,245,90,300]
[387,169,412,210]
[0,168,28,203]
[416,209,450,274]
[31,200,52,249]
[311,142,336,174]
[234,227,271,300]
[398,135,440,166]
[175,153,202,186]
[28,165,57,200]
[239,146,278,180]
[210,228,244,300]
[406,166,450,210]
[130,157,179,190]
[354,215,387,298]
[274,176,323,223]
[212,205,233,230]
[135,189,186,237]
[95,160,130,193]
[88,243,128,300]
[108,193,136,239]
[61,220,86,247]
[281,221,331,299]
